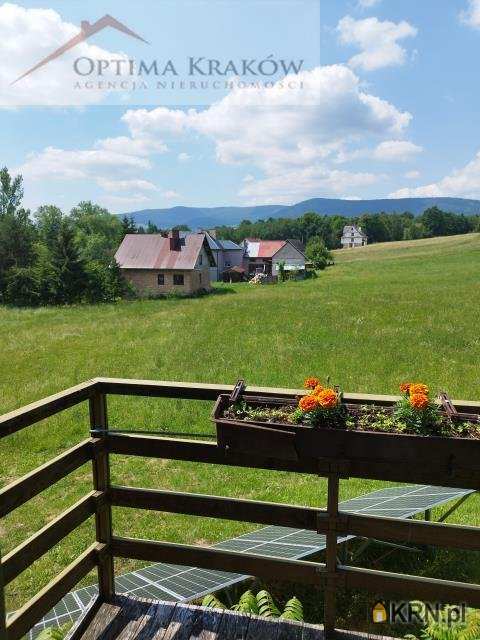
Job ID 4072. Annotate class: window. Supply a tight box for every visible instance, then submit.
[173,274,184,286]
[157,274,165,286]
[199,273,202,283]
[199,254,203,265]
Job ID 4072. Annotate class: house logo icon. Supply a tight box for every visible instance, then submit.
[13,14,148,85]
[372,601,388,623]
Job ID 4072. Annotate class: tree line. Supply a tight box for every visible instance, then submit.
[216,209,480,249]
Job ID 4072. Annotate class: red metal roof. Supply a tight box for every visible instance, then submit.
[246,240,286,258]
[115,234,205,270]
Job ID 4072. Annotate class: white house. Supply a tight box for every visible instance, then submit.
[341,225,368,248]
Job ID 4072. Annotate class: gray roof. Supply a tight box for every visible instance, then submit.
[179,231,242,252]
[342,225,367,238]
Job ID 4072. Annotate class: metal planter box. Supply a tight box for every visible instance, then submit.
[212,393,480,488]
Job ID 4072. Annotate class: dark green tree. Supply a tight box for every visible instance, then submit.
[305,236,333,270]
[51,219,86,303]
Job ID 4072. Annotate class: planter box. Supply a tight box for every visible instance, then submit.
[212,393,480,488]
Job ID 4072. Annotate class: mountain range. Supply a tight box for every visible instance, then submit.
[120,197,480,230]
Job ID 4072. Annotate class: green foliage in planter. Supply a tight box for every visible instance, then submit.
[280,596,304,621]
[202,589,303,621]
[231,590,259,614]
[300,403,348,430]
[394,397,442,435]
[405,604,480,640]
[256,589,281,618]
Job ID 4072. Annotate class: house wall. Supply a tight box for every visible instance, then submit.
[210,248,244,281]
[341,235,367,248]
[271,243,306,275]
[122,267,211,296]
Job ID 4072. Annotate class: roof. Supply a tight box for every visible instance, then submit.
[244,239,287,258]
[223,265,245,273]
[180,231,243,253]
[342,225,367,238]
[115,234,206,270]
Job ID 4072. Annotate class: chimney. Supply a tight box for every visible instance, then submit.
[169,228,181,251]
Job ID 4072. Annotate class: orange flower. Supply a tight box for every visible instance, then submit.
[317,388,339,409]
[409,383,429,396]
[299,395,319,412]
[312,384,324,396]
[400,382,411,393]
[410,393,429,410]
[304,377,320,390]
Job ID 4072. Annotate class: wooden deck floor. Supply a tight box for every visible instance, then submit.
[74,596,398,640]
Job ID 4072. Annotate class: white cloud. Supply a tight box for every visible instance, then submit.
[0,3,128,106]
[337,15,417,71]
[177,152,192,162]
[358,0,382,8]
[162,190,180,199]
[391,151,480,198]
[122,65,411,181]
[96,178,158,192]
[404,170,420,179]
[373,140,423,162]
[17,146,150,181]
[460,0,480,28]
[96,137,167,157]
[239,165,381,204]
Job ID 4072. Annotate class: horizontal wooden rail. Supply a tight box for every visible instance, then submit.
[341,565,480,609]
[0,381,96,439]
[6,543,103,640]
[107,433,318,474]
[94,377,480,413]
[110,485,321,528]
[2,491,104,584]
[111,536,325,585]
[318,511,480,551]
[111,485,480,552]
[0,440,93,518]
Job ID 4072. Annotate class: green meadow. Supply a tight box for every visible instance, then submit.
[1,232,480,620]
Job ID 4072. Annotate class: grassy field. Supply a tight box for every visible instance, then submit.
[1,232,480,621]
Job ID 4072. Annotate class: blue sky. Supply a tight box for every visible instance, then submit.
[1,0,480,214]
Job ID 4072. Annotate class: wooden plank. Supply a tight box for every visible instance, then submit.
[111,536,325,585]
[130,599,177,640]
[64,596,102,640]
[324,474,340,638]
[244,614,280,640]
[215,609,251,640]
[79,598,126,640]
[162,603,201,640]
[188,605,224,640]
[275,618,306,640]
[110,486,320,529]
[0,440,92,518]
[2,491,101,584]
[107,434,319,475]
[341,565,480,609]
[0,380,96,439]
[6,543,101,640]
[0,549,6,640]
[92,377,480,412]
[317,511,480,551]
[90,392,115,602]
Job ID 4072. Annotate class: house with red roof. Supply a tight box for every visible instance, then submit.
[243,238,306,277]
[115,230,215,296]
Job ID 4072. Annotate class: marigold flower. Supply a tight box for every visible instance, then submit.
[304,377,320,390]
[299,395,319,412]
[399,382,411,393]
[317,388,339,409]
[312,384,324,396]
[409,383,429,396]
[410,393,429,410]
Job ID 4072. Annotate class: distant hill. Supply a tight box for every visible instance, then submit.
[120,197,480,229]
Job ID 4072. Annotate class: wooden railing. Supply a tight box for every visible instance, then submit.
[1,378,480,640]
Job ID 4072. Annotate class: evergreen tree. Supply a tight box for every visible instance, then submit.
[51,219,86,303]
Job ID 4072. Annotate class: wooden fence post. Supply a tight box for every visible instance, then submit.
[0,549,6,640]
[324,472,340,639]
[89,391,115,601]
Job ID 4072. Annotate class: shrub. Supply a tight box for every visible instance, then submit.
[202,589,303,621]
